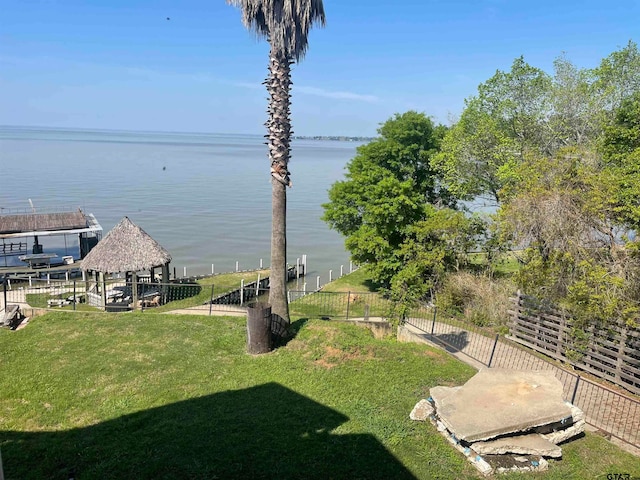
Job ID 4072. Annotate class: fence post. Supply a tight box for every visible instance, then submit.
[296,258,300,279]
[487,334,499,368]
[29,275,32,287]
[73,280,77,311]
[303,282,306,295]
[2,275,6,311]
[431,306,437,336]
[209,284,214,315]
[141,282,146,312]
[256,274,261,297]
[615,326,627,384]
[240,279,245,305]
[346,291,351,321]
[571,375,580,404]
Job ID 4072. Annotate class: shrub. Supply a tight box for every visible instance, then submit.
[436,271,514,327]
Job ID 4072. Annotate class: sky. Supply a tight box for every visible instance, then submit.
[1,0,639,137]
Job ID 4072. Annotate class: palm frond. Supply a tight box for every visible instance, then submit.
[227,0,325,61]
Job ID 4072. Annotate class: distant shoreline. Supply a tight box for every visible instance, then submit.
[1,125,375,143]
[292,135,374,142]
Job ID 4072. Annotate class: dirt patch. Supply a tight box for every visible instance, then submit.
[314,345,375,369]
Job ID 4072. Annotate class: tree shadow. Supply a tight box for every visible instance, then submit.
[1,383,416,479]
[363,278,384,293]
[431,331,469,354]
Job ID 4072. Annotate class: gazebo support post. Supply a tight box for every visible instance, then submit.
[99,271,106,310]
[131,271,138,310]
[162,263,170,302]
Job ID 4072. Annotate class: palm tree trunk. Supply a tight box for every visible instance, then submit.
[266,48,292,327]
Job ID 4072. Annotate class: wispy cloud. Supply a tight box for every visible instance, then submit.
[233,81,378,102]
[295,86,378,103]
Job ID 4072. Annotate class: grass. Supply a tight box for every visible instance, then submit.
[16,270,269,313]
[318,267,382,292]
[1,311,639,479]
[289,268,393,320]
[152,269,270,312]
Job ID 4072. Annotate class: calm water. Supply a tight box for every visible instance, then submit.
[0,126,363,284]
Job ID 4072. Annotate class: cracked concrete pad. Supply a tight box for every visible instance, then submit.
[436,369,572,442]
[542,419,586,445]
[429,386,461,410]
[472,433,563,458]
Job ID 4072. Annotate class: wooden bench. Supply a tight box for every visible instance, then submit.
[47,298,69,308]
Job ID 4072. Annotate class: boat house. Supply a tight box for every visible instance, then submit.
[0,209,102,269]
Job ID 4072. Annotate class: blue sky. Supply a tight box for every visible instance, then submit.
[1,0,639,136]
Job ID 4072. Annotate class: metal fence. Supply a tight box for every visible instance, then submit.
[1,276,214,313]
[403,308,640,450]
[287,290,393,321]
[4,277,639,450]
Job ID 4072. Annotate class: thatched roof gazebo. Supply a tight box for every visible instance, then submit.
[82,217,172,310]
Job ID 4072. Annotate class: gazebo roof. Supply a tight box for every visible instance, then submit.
[81,217,171,273]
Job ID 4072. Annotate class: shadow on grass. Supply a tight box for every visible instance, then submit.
[1,383,416,480]
[362,278,384,293]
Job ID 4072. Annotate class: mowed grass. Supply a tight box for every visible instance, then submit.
[289,268,393,320]
[1,312,640,479]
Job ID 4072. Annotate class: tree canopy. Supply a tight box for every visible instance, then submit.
[325,42,640,329]
[323,111,481,298]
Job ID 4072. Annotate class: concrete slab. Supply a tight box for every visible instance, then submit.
[542,419,586,445]
[471,433,562,458]
[429,386,461,411]
[435,369,572,442]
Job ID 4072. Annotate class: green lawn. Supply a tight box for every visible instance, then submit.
[1,312,639,479]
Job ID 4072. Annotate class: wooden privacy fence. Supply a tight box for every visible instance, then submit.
[508,291,640,396]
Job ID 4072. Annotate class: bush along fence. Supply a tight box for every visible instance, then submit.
[401,305,640,451]
[508,291,640,396]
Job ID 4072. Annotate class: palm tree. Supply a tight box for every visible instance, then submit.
[227,0,325,327]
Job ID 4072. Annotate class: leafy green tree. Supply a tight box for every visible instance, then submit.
[433,57,552,205]
[434,44,640,208]
[323,112,482,300]
[227,0,325,325]
[601,92,640,228]
[549,53,603,150]
[594,40,640,112]
[500,149,640,327]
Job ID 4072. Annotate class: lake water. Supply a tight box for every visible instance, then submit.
[0,126,363,285]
